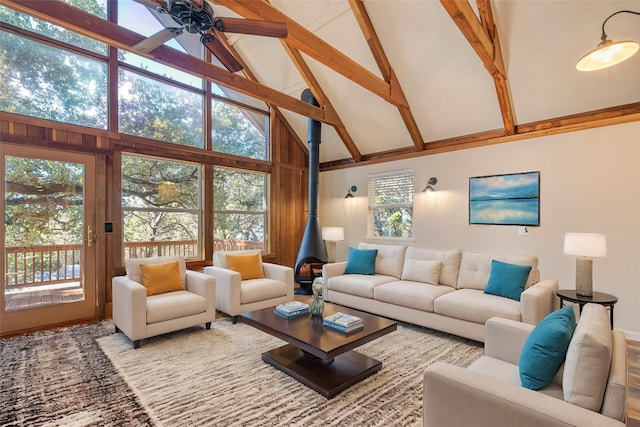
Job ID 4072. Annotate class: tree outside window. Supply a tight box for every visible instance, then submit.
[122,155,202,259]
[368,169,414,239]
[214,167,267,252]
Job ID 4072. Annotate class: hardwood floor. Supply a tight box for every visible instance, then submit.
[629,339,640,426]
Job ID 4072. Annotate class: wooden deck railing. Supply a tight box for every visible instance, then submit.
[4,239,264,289]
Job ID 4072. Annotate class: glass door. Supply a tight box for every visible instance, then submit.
[1,143,97,334]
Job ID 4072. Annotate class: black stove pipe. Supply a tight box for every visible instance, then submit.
[295,89,327,272]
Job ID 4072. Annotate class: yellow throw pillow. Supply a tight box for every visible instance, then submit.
[139,260,184,296]
[226,253,264,280]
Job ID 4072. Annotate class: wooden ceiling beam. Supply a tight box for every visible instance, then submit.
[281,44,363,162]
[212,0,408,108]
[348,0,424,152]
[0,0,339,126]
[321,102,640,171]
[440,0,515,135]
[476,0,515,135]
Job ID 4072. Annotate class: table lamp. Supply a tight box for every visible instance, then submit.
[322,227,344,263]
[563,233,607,297]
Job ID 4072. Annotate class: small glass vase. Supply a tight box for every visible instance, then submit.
[309,294,325,316]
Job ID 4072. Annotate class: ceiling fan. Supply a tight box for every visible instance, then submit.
[133,0,287,72]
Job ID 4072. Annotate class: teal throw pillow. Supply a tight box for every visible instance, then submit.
[484,259,532,301]
[344,247,378,275]
[519,306,576,390]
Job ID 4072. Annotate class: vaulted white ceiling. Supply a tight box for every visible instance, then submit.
[221,0,640,163]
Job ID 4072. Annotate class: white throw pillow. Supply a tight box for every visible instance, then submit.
[401,259,442,284]
[358,243,407,278]
[562,304,612,411]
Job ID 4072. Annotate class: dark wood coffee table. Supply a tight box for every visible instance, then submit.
[240,297,397,398]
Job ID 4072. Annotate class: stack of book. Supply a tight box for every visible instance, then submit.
[274,301,309,318]
[323,312,364,333]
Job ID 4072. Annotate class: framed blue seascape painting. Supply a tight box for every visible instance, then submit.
[469,171,540,226]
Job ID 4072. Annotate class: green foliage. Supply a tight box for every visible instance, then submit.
[4,156,84,246]
[0,30,108,129]
[119,70,204,148]
[212,100,266,160]
[214,168,265,241]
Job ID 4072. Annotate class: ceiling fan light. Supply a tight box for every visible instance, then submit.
[576,39,640,71]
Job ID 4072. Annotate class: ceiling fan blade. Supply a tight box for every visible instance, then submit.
[213,18,288,38]
[133,27,183,53]
[201,34,243,73]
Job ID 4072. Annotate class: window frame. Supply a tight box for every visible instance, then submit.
[367,169,415,240]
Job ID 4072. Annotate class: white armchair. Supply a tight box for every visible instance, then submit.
[203,250,294,323]
[423,304,627,426]
[112,255,216,348]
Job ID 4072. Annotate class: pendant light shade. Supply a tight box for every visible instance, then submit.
[576,10,640,72]
[576,39,639,71]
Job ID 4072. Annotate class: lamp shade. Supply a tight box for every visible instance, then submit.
[563,233,607,258]
[322,227,344,242]
[576,39,640,71]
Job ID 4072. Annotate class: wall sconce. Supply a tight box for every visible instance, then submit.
[344,185,357,198]
[576,10,640,71]
[422,177,438,192]
[563,232,607,296]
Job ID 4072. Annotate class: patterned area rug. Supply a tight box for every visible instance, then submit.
[0,322,152,426]
[97,319,483,426]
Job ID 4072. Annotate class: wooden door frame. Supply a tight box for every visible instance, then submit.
[0,143,105,335]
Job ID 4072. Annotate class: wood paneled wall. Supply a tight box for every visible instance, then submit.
[1,110,309,318]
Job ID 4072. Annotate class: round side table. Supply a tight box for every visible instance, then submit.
[556,289,617,328]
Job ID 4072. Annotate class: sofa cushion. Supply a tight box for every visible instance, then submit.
[226,253,264,280]
[241,278,288,304]
[344,247,378,275]
[457,252,539,290]
[146,290,206,324]
[214,249,263,270]
[601,330,628,422]
[484,260,532,302]
[374,281,455,312]
[126,255,186,285]
[327,274,397,298]
[139,260,184,296]
[519,306,576,390]
[468,356,564,400]
[359,243,407,278]
[401,259,442,284]
[403,247,462,287]
[563,304,612,412]
[434,288,522,324]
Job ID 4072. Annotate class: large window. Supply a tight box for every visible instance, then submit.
[118,69,204,148]
[122,155,202,259]
[0,30,108,129]
[368,169,414,239]
[214,168,267,252]
[212,100,268,160]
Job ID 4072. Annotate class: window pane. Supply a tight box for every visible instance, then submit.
[117,1,204,89]
[368,170,414,238]
[214,168,266,251]
[0,30,108,129]
[0,5,108,55]
[119,69,204,148]
[212,100,268,160]
[122,155,201,260]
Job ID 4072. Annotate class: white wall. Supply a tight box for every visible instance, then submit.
[319,121,640,339]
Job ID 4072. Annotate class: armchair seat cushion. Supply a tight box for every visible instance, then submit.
[147,291,207,324]
[434,288,521,324]
[241,278,288,304]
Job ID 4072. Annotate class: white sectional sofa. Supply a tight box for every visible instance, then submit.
[322,243,559,342]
